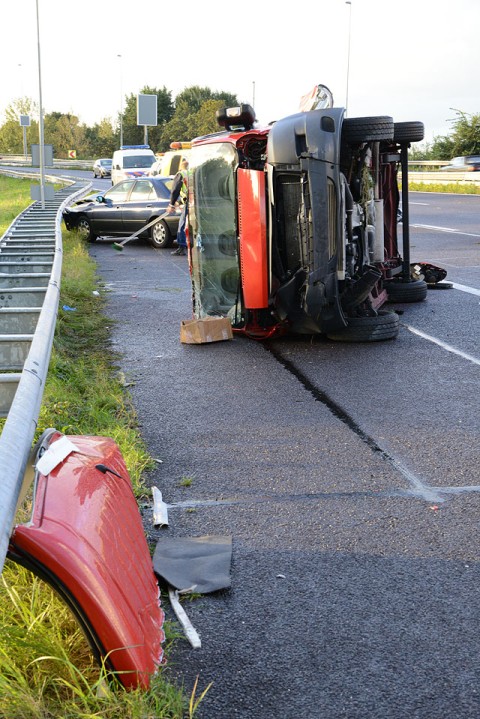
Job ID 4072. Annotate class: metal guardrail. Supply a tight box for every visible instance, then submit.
[407,171,480,184]
[1,156,94,171]
[0,179,91,573]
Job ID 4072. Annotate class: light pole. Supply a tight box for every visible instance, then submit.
[35,0,46,209]
[117,54,123,147]
[345,1,352,115]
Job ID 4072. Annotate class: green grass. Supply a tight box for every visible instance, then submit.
[0,175,207,718]
[409,181,480,194]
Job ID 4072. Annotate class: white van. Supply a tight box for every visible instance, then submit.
[111,145,156,185]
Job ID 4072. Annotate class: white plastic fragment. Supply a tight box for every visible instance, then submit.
[152,486,169,526]
[168,586,201,649]
[35,436,81,475]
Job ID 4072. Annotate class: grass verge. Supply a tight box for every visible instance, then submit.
[0,175,201,718]
[409,181,480,194]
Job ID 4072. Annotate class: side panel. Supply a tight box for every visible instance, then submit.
[237,168,268,309]
[10,433,164,690]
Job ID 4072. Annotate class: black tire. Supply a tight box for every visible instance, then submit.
[327,311,399,342]
[93,171,97,178]
[393,121,424,144]
[150,219,172,249]
[76,216,97,242]
[342,116,394,144]
[386,279,428,303]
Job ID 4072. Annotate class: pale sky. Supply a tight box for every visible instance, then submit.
[2,0,479,146]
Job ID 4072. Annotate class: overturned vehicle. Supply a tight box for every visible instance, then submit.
[186,100,426,341]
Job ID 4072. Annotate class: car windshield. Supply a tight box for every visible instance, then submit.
[124,155,155,169]
[101,160,112,166]
[466,156,480,163]
[189,142,240,321]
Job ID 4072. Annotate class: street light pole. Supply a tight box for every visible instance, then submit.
[117,54,123,147]
[35,0,45,209]
[345,1,352,115]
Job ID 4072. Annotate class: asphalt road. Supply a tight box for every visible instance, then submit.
[83,189,480,719]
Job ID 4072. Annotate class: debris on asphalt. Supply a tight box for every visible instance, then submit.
[152,486,169,526]
[168,587,201,649]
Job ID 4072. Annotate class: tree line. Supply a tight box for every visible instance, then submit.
[1,87,479,161]
[0,85,238,159]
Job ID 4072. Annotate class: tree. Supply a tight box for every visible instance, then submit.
[174,86,237,115]
[43,112,87,159]
[159,87,239,150]
[447,109,480,156]
[83,118,117,159]
[0,97,39,154]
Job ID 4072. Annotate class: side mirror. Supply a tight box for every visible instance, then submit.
[96,195,105,203]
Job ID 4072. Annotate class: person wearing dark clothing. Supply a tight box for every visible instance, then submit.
[167,159,189,256]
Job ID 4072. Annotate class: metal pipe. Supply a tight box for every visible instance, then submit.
[400,143,411,279]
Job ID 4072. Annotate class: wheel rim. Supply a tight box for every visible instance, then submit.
[152,221,168,247]
[77,218,90,239]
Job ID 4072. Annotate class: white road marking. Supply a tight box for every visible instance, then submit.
[404,325,480,366]
[412,223,480,238]
[451,282,480,297]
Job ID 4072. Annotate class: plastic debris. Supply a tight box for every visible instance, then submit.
[168,587,201,649]
[62,305,76,311]
[152,487,169,526]
[36,435,80,475]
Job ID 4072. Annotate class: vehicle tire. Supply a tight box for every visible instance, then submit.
[342,116,394,144]
[150,219,172,249]
[393,121,424,144]
[386,279,428,303]
[93,171,97,178]
[76,216,97,242]
[327,311,399,342]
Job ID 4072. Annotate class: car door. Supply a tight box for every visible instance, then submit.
[121,180,160,236]
[88,181,133,235]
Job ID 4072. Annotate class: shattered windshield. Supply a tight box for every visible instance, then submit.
[189,143,241,322]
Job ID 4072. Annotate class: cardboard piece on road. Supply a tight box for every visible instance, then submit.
[180,316,233,344]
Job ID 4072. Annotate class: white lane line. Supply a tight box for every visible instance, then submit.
[404,325,480,366]
[451,282,480,297]
[412,223,480,238]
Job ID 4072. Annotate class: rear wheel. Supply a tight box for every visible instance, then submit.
[393,121,424,144]
[327,311,399,342]
[342,116,394,143]
[76,216,97,242]
[386,279,428,303]
[150,219,172,249]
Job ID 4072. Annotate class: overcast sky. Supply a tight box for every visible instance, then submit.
[2,0,479,147]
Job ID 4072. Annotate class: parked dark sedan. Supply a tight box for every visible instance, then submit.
[62,177,181,248]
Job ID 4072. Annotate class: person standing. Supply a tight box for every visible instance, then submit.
[167,159,189,256]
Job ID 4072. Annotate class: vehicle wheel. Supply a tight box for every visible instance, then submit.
[150,219,172,248]
[93,171,97,178]
[342,116,394,143]
[393,121,424,144]
[386,279,428,303]
[327,311,399,342]
[76,216,97,242]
